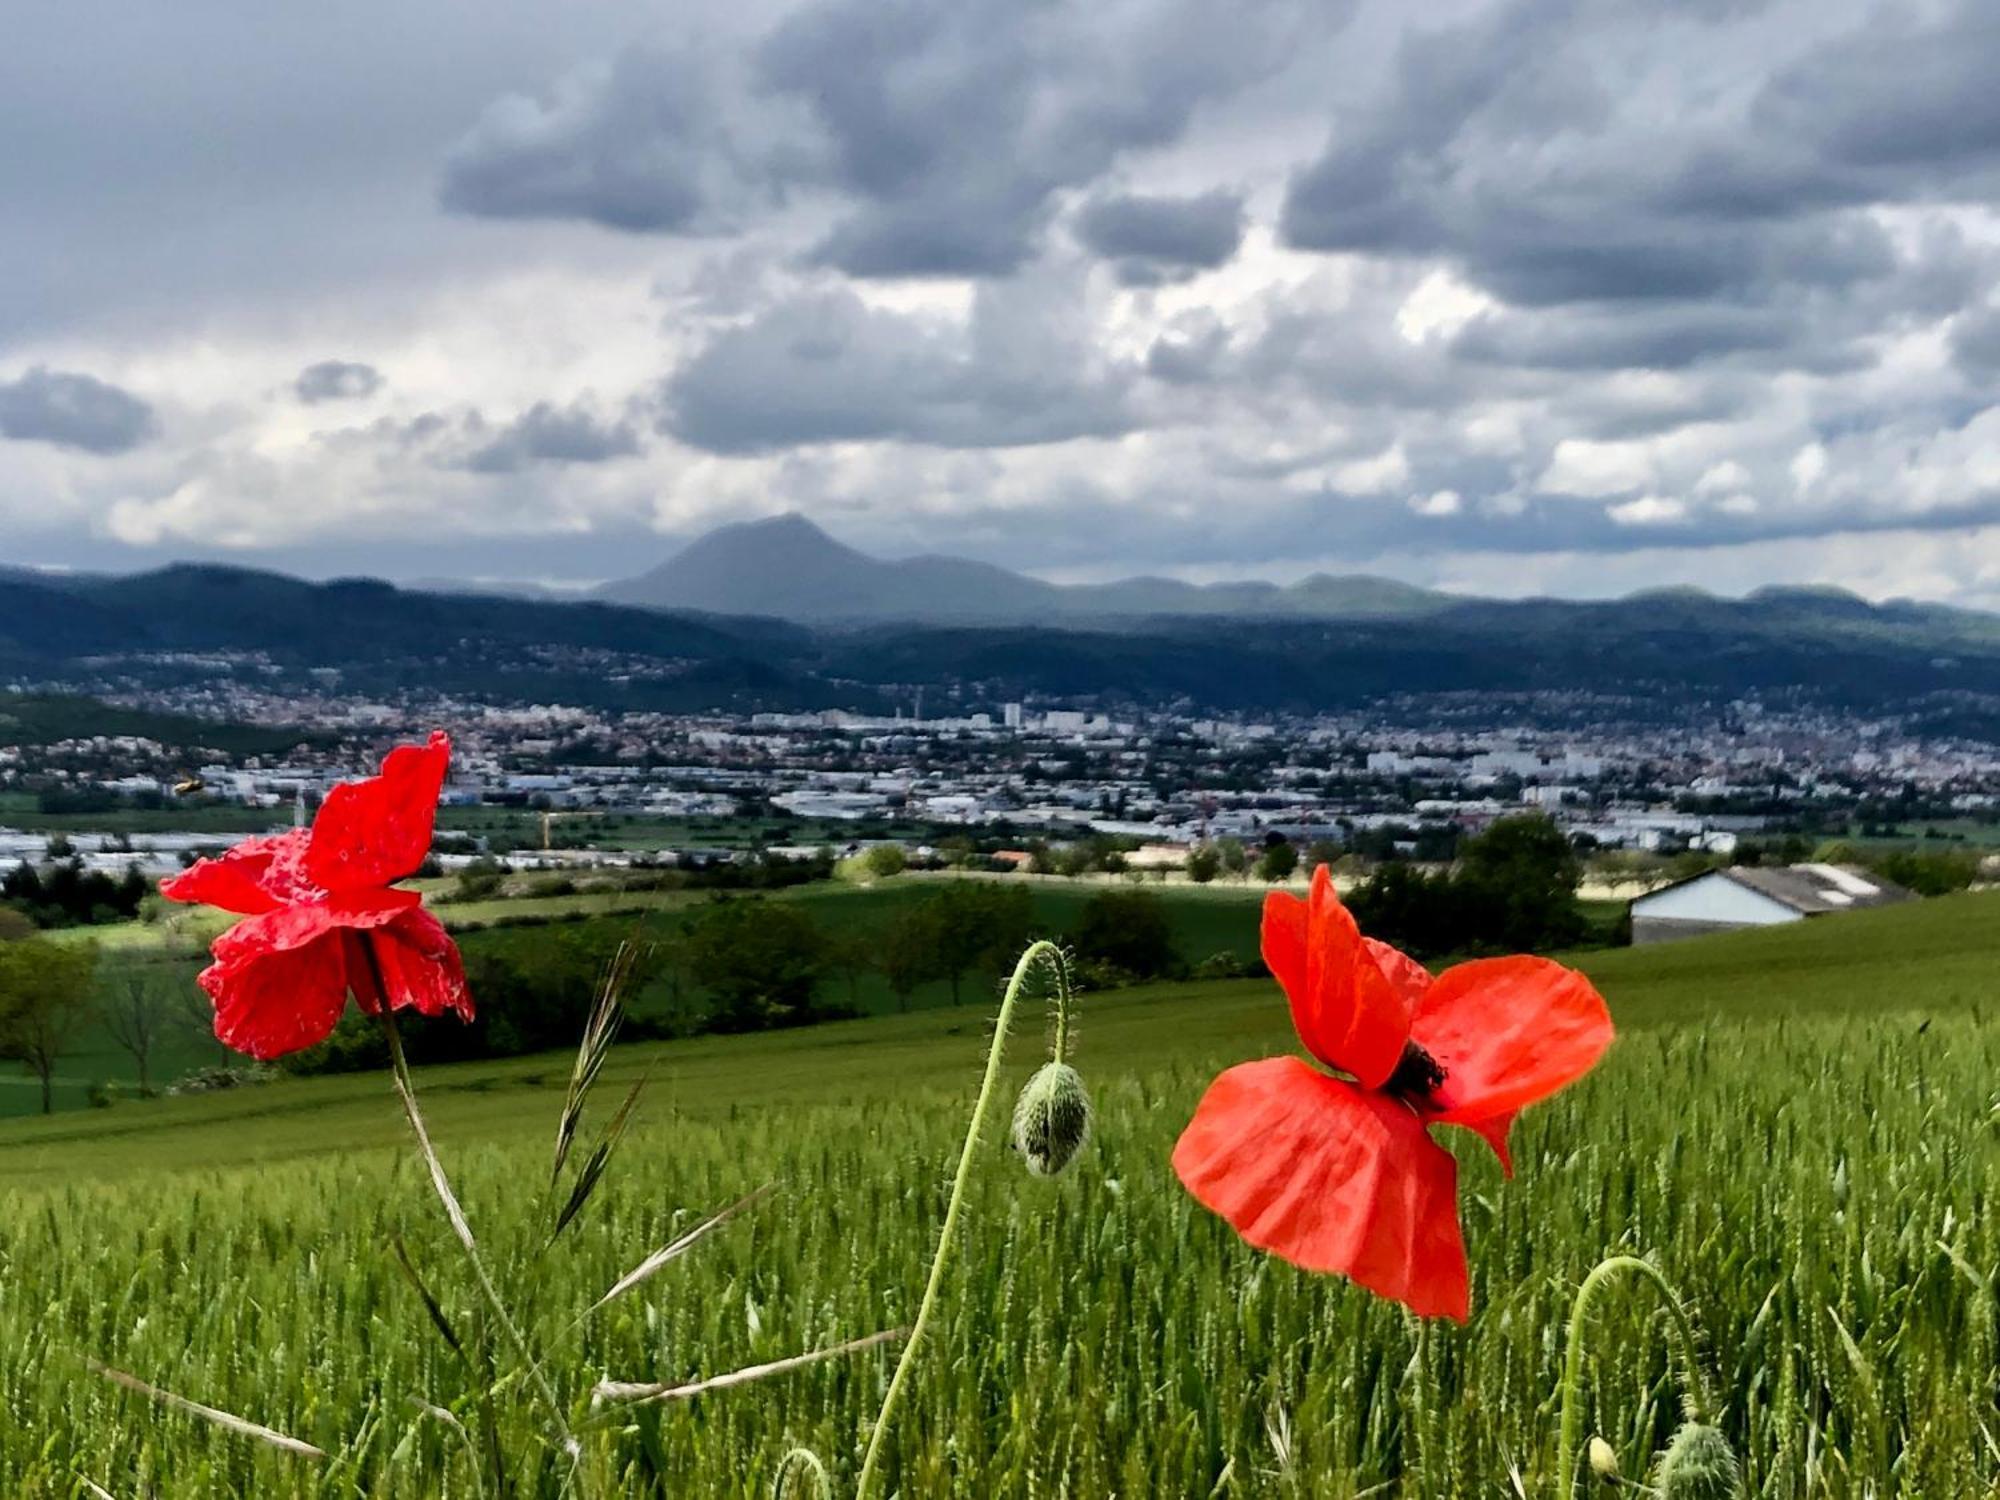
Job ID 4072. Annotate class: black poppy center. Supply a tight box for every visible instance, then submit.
[1384,1040,1446,1104]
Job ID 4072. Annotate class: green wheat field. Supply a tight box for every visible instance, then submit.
[1,891,1996,1496]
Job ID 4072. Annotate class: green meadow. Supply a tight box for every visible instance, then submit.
[24,877,1639,1119]
[0,892,1994,1493]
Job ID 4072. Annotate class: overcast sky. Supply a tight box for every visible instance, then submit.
[6,0,2000,606]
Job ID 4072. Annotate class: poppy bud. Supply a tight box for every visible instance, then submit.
[1012,1062,1092,1176]
[1655,1423,1742,1500]
[1587,1437,1620,1482]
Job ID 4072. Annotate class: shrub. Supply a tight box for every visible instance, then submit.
[1069,890,1179,981]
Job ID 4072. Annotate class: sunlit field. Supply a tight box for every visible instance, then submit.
[0,894,1995,1494]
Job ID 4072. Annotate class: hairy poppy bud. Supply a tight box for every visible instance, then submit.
[1012,1062,1092,1176]
[1656,1423,1741,1500]
[1587,1437,1620,1482]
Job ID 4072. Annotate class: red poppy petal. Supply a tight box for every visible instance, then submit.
[1262,867,1415,1088]
[160,830,315,914]
[1172,1057,1469,1322]
[1415,957,1614,1127]
[305,731,451,893]
[197,931,352,1060]
[1365,937,1433,1009]
[1455,1109,1518,1178]
[348,909,474,1023]
[209,888,422,966]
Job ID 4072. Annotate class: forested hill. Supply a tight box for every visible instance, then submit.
[3,563,1999,727]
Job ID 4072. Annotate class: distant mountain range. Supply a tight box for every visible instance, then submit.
[3,543,1999,733]
[596,513,1452,624]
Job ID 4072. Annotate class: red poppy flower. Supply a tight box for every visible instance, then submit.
[1172,865,1613,1321]
[161,732,472,1060]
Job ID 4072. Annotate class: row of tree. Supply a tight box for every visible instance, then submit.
[294,881,1197,1073]
[1344,815,1588,960]
[2,859,150,929]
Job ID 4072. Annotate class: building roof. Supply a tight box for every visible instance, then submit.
[1643,862,1916,916]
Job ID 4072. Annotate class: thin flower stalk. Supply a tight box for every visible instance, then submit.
[1554,1254,1715,1498]
[856,939,1078,1498]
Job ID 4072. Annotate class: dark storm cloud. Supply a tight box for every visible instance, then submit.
[662,283,1135,452]
[1279,0,1995,322]
[294,360,384,404]
[1072,190,1246,285]
[1452,305,1802,373]
[0,368,155,454]
[439,47,727,232]
[440,0,1317,277]
[951,477,2000,578]
[460,402,643,472]
[1755,1,2000,179]
[760,0,1315,278]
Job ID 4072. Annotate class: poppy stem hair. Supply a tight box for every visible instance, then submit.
[361,936,581,1466]
[856,939,1080,1499]
[1554,1255,1715,1498]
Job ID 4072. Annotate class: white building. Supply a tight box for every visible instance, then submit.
[1629,864,1913,945]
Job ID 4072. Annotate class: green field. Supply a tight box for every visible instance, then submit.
[0,871,1796,1119]
[0,893,1994,1494]
[20,880,1293,1115]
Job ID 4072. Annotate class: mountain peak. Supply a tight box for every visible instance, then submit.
[598,515,1455,625]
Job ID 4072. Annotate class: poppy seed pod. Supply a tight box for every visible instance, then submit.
[1012,1062,1092,1176]
[1656,1423,1742,1500]
[1587,1437,1620,1482]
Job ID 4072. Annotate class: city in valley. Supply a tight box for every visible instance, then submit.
[8,664,1997,886]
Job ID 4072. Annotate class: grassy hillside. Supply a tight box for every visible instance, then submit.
[13,880,1977,1118]
[0,893,1991,1493]
[7,887,1993,1166]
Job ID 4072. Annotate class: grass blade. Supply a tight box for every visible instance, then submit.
[552,944,637,1187]
[592,1327,906,1406]
[549,1076,645,1245]
[585,1184,776,1317]
[86,1357,326,1459]
[390,1235,466,1361]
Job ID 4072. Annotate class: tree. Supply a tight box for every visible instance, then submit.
[0,937,98,1113]
[684,898,827,1030]
[1185,845,1221,884]
[1216,837,1249,882]
[454,857,506,901]
[1069,890,1178,981]
[1256,840,1299,883]
[1304,839,1342,874]
[102,964,175,1094]
[1349,814,1587,960]
[822,926,880,1012]
[879,907,937,1012]
[1456,814,1586,952]
[925,882,1033,1005]
[861,844,907,880]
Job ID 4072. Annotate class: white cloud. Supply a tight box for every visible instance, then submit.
[1538,438,1654,498]
[1607,495,1688,527]
[1395,270,1494,344]
[1790,441,1828,494]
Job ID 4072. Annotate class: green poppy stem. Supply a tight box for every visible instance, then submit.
[855,940,1075,1498]
[1554,1254,1713,1498]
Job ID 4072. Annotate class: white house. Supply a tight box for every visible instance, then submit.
[1630,863,1914,945]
